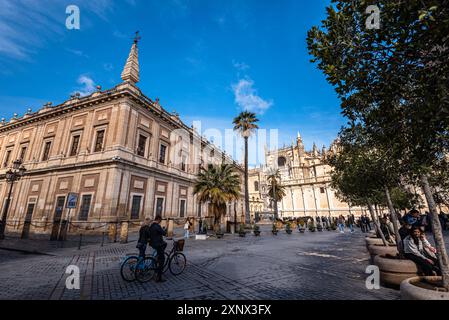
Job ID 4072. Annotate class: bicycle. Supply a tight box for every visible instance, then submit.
[134,238,187,283]
[120,250,169,282]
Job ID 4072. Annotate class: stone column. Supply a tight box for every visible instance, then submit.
[119,221,129,244]
[108,222,117,242]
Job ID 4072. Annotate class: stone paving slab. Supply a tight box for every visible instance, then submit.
[0,227,447,300]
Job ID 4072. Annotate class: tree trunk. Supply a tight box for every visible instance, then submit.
[367,202,388,246]
[420,174,449,290]
[244,137,250,225]
[385,186,403,257]
[274,200,278,219]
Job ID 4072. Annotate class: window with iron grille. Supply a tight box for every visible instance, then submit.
[79,195,92,221]
[70,135,80,156]
[159,144,167,164]
[94,130,105,152]
[179,199,186,218]
[137,135,147,157]
[130,195,142,220]
[181,156,187,171]
[42,141,52,161]
[3,150,11,167]
[155,197,164,217]
[18,146,27,162]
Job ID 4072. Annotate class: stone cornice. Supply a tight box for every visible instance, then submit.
[0,83,240,168]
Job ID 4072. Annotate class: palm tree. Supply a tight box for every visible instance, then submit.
[233,111,259,224]
[266,168,286,219]
[193,163,241,233]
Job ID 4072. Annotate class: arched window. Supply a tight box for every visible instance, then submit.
[254,181,259,191]
[278,156,287,167]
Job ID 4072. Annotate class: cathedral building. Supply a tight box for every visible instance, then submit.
[0,38,243,238]
[249,133,366,220]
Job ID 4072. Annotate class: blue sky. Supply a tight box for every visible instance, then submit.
[0,0,344,165]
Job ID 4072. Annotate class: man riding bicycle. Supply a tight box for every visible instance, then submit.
[149,215,167,283]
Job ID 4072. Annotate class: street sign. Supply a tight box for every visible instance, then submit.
[66,193,79,209]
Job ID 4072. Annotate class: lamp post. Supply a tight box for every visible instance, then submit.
[0,159,26,240]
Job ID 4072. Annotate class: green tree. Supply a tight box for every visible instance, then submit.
[233,111,259,224]
[266,168,286,219]
[193,163,241,233]
[308,0,449,288]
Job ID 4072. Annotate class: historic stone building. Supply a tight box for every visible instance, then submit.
[0,39,243,238]
[249,132,366,220]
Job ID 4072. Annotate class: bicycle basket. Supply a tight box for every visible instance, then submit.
[175,239,185,252]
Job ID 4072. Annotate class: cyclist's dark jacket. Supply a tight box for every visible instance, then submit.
[149,223,167,248]
[138,225,151,244]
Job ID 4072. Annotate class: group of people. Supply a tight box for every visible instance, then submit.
[375,208,445,277]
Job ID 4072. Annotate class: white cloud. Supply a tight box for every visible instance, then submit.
[0,0,114,61]
[232,78,273,114]
[232,60,249,71]
[74,75,97,97]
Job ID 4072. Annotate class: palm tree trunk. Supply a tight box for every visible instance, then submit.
[367,202,388,246]
[244,136,250,225]
[384,186,403,257]
[420,174,449,290]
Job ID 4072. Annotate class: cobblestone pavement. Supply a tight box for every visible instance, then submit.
[1,227,448,300]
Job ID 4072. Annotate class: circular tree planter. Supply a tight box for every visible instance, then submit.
[367,244,398,262]
[401,276,449,300]
[365,237,384,246]
[374,255,418,288]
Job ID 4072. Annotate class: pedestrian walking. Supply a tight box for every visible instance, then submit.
[337,215,345,233]
[184,218,190,238]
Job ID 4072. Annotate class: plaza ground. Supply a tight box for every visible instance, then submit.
[1,226,448,300]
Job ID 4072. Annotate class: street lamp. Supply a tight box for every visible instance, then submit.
[0,159,27,240]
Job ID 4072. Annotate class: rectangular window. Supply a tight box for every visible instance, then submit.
[78,195,92,221]
[137,135,147,157]
[179,199,186,218]
[70,135,80,157]
[42,141,52,161]
[181,156,187,171]
[155,197,164,217]
[19,146,27,162]
[3,150,11,167]
[320,187,325,194]
[130,195,142,220]
[94,130,105,152]
[54,196,66,221]
[159,144,167,164]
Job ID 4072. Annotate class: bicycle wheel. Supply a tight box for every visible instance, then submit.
[135,256,158,283]
[169,252,186,276]
[120,256,139,282]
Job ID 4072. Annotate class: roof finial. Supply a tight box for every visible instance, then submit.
[134,31,141,45]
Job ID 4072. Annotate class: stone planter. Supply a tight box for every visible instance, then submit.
[374,255,418,288]
[400,276,449,300]
[216,233,224,239]
[365,237,385,247]
[367,244,398,262]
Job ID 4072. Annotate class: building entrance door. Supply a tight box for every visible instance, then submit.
[50,196,66,241]
[21,203,35,239]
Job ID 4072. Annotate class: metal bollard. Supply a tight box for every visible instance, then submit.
[78,233,82,250]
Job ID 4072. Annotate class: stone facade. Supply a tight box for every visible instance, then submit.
[0,41,243,237]
[249,133,366,219]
